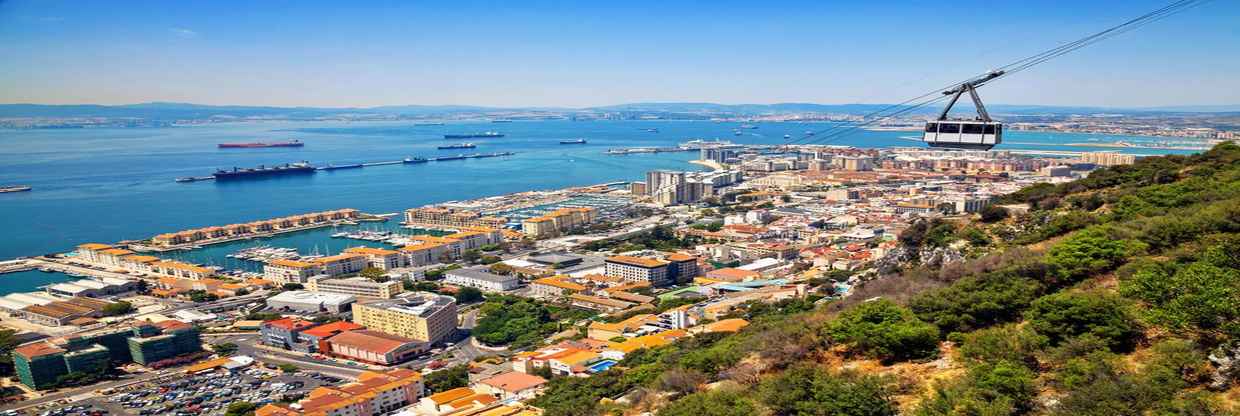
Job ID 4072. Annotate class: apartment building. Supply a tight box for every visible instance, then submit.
[400,242,451,267]
[604,256,671,287]
[150,260,215,280]
[344,247,406,271]
[403,207,508,230]
[263,259,322,285]
[352,294,458,344]
[443,268,519,293]
[312,253,368,277]
[307,276,403,299]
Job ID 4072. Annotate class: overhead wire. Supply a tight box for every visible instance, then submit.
[788,0,1208,147]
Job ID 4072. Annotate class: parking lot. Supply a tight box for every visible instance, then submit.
[29,365,343,416]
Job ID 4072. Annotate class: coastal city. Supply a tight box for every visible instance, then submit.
[3,0,1240,415]
[0,139,1169,415]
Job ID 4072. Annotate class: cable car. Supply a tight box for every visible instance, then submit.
[923,71,1004,150]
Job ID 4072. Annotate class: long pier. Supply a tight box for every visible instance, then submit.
[177,152,516,183]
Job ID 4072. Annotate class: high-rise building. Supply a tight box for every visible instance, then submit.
[352,294,458,344]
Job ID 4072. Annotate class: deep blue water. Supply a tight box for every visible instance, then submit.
[1,269,79,295]
[0,120,1199,285]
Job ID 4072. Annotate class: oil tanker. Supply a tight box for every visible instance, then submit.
[218,140,304,149]
[213,162,316,180]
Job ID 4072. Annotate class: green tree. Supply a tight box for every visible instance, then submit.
[824,299,940,362]
[0,329,19,376]
[212,342,239,356]
[454,287,484,304]
[1045,227,1138,285]
[425,365,470,392]
[224,401,259,416]
[1024,291,1141,352]
[463,249,482,263]
[102,301,135,316]
[277,363,299,373]
[758,364,897,416]
[979,205,1010,223]
[360,267,388,282]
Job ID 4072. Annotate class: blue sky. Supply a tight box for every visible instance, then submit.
[1,0,1237,108]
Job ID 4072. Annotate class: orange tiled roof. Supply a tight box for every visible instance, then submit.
[606,255,668,268]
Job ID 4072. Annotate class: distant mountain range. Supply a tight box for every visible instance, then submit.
[1,101,1237,120]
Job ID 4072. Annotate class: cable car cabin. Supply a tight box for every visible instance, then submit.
[923,120,1002,150]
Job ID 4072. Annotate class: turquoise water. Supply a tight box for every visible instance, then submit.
[0,120,1199,283]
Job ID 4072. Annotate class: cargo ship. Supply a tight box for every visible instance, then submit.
[213,162,316,180]
[403,157,428,164]
[413,122,445,126]
[560,139,587,144]
[437,143,477,150]
[435,155,468,161]
[444,132,504,139]
[217,140,304,149]
[0,185,32,193]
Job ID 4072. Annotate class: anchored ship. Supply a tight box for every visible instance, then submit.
[444,132,504,139]
[218,140,304,149]
[560,139,587,144]
[438,143,477,150]
[213,162,316,180]
[0,185,32,193]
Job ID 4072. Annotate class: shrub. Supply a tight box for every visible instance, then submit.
[1024,291,1141,352]
[1044,227,1138,285]
[658,388,759,416]
[825,299,940,362]
[910,271,1044,336]
[980,205,1009,223]
[956,324,1044,369]
[915,360,1037,416]
[758,365,897,416]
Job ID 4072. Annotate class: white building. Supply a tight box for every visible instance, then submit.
[443,268,519,292]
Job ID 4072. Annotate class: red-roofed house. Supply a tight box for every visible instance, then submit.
[324,330,425,365]
[474,371,548,400]
[300,321,365,353]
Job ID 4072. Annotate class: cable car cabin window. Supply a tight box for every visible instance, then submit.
[996,125,1003,135]
[925,123,938,132]
[983,124,996,135]
[938,123,960,133]
[962,123,985,134]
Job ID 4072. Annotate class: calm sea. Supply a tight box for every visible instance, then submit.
[0,120,1198,294]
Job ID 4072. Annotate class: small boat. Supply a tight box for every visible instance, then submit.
[0,185,32,193]
[734,131,742,136]
[740,124,758,129]
[784,134,792,139]
[645,128,659,133]
[559,139,587,144]
[331,232,347,238]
